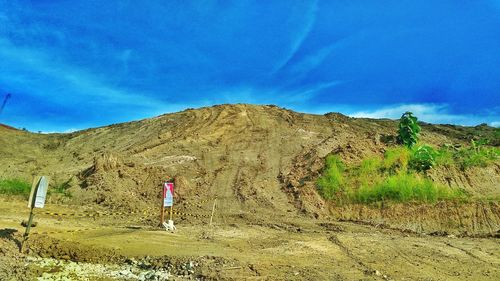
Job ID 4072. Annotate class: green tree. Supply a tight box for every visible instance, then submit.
[398,112,421,148]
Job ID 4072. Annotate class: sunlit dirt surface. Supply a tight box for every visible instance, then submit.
[1,199,499,281]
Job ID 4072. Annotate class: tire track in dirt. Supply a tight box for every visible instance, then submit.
[443,241,489,264]
[215,162,241,224]
[328,234,388,280]
[384,242,454,278]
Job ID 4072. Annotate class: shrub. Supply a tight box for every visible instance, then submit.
[0,178,31,198]
[398,112,421,148]
[410,145,437,172]
[457,146,499,169]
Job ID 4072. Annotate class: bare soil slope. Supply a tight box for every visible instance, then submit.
[1,104,499,232]
[1,104,500,280]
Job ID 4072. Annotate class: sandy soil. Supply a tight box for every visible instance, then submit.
[1,199,499,281]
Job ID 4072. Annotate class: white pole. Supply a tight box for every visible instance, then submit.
[209,198,217,226]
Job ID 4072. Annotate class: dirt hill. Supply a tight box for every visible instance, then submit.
[2,104,500,280]
[1,104,499,233]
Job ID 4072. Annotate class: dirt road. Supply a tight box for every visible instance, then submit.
[1,199,499,280]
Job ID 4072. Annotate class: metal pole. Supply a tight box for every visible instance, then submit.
[21,178,39,253]
[169,177,175,221]
[169,205,173,221]
[20,207,34,253]
[160,184,165,227]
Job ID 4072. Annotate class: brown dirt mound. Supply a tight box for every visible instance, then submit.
[1,104,499,234]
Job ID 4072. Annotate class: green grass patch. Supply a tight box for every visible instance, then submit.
[434,147,454,166]
[437,143,499,169]
[317,112,499,204]
[352,172,466,203]
[317,148,468,204]
[0,178,31,198]
[317,155,345,200]
[456,147,499,169]
[383,147,411,172]
[0,177,73,199]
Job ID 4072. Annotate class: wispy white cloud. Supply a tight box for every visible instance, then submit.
[289,44,336,75]
[271,0,318,74]
[210,80,342,106]
[118,49,133,74]
[287,31,367,77]
[0,38,166,109]
[287,103,499,127]
[287,80,343,103]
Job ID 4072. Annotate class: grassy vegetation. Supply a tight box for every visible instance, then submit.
[49,179,72,198]
[318,135,500,204]
[436,141,499,170]
[0,177,73,199]
[317,147,469,204]
[0,178,31,198]
[353,172,465,204]
[317,155,345,200]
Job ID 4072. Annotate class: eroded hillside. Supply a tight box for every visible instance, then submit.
[1,104,499,233]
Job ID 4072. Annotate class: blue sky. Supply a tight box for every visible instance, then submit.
[0,0,499,132]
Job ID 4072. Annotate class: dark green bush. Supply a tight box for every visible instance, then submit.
[410,145,437,172]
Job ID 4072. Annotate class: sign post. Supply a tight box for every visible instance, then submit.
[162,182,175,231]
[21,176,49,253]
[160,189,165,227]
